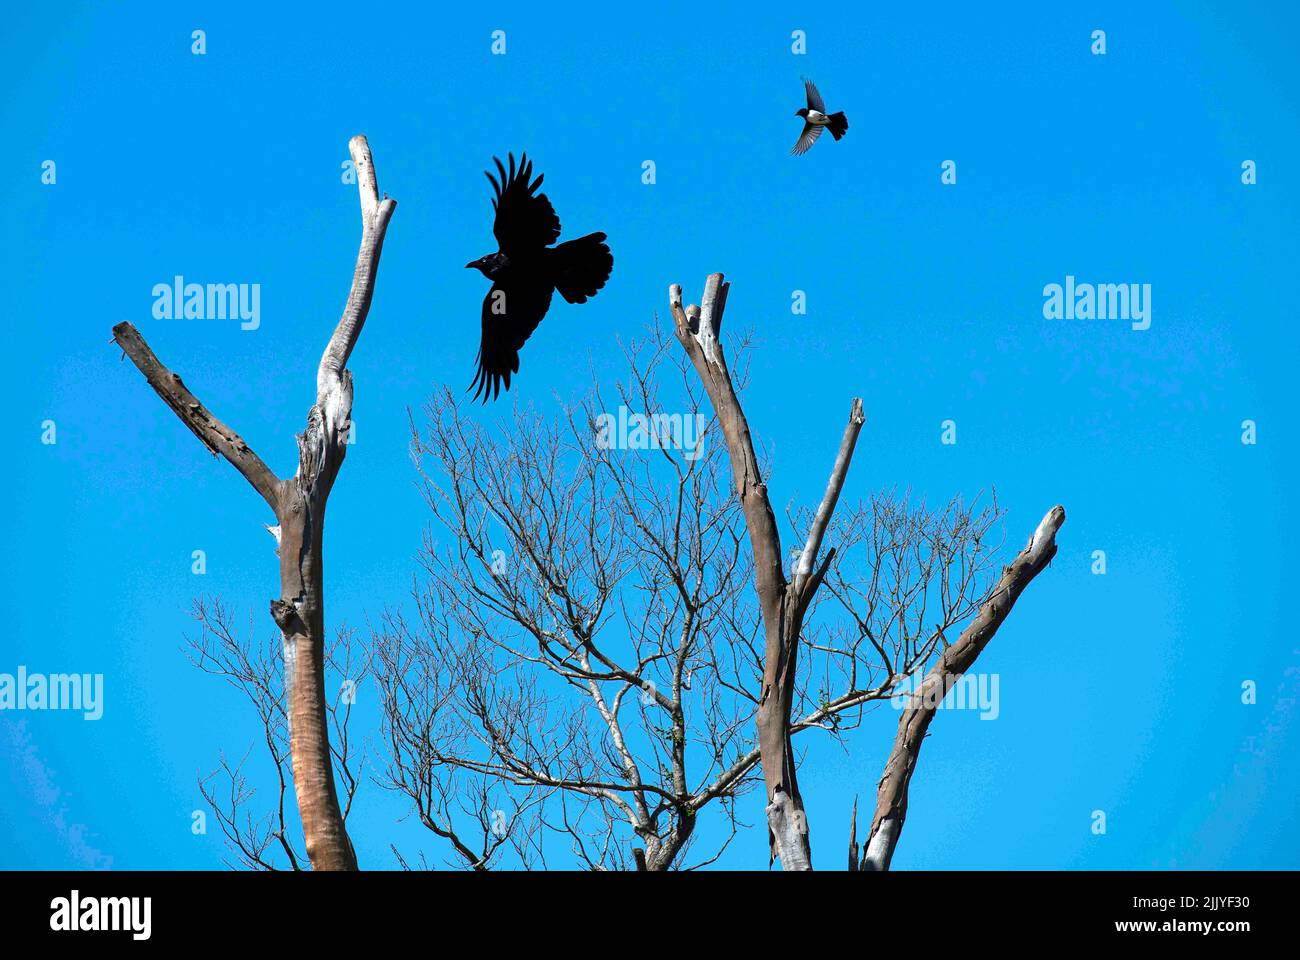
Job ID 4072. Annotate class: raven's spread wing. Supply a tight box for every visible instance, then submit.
[470,275,554,401]
[486,152,562,256]
[803,78,825,113]
[791,122,823,156]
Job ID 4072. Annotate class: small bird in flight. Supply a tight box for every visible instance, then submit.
[791,78,848,156]
[466,153,613,401]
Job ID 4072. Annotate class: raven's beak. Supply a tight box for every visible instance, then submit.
[465,260,476,269]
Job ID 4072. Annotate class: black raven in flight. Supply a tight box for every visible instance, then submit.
[791,78,848,156]
[466,153,613,401]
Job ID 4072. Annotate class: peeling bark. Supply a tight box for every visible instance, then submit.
[112,136,396,871]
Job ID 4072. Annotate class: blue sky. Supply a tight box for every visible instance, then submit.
[1,0,1296,869]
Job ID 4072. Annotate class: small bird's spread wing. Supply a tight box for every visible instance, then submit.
[803,78,825,113]
[791,122,823,156]
[486,152,562,256]
[470,275,554,401]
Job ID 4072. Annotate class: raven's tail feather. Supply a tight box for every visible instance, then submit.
[551,232,614,304]
[828,112,848,141]
[469,347,518,403]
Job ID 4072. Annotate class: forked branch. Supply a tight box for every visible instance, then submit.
[112,135,396,871]
[670,274,866,870]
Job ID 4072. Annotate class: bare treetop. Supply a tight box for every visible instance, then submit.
[113,135,397,871]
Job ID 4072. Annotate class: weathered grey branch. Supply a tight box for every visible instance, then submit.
[112,135,396,871]
[670,274,866,871]
[110,323,281,511]
[795,398,865,591]
[319,136,397,400]
[860,504,1065,871]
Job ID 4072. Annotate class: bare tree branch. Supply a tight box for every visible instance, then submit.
[795,398,866,591]
[374,328,766,870]
[109,324,281,511]
[860,505,1066,871]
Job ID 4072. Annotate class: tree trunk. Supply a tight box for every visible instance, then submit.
[669,274,864,870]
[112,135,396,871]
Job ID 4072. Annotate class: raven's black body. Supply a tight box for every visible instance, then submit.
[467,153,613,401]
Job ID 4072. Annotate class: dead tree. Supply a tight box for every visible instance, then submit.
[669,273,864,870]
[670,273,1065,871]
[110,136,396,871]
[376,326,1033,871]
[375,334,763,870]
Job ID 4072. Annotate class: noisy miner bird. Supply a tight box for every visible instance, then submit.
[791,78,849,156]
[466,152,613,401]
